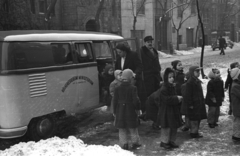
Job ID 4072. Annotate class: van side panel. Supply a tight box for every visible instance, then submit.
[0,65,99,129]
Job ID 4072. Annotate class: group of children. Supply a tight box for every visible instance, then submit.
[100,60,240,151]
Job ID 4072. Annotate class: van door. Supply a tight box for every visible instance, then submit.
[73,42,99,111]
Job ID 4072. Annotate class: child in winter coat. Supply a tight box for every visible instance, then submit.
[101,64,115,109]
[230,68,240,143]
[109,70,122,113]
[113,69,141,150]
[185,66,207,138]
[158,68,183,150]
[171,60,186,129]
[225,62,239,115]
[180,72,191,131]
[205,68,225,128]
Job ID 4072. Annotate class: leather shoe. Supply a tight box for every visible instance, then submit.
[160,142,172,150]
[131,143,141,150]
[169,142,179,148]
[190,133,203,138]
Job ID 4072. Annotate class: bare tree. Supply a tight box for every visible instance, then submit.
[131,0,147,37]
[171,0,196,50]
[95,0,105,32]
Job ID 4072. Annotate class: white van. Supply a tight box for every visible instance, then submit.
[0,30,138,141]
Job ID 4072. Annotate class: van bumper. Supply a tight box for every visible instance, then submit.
[0,126,27,139]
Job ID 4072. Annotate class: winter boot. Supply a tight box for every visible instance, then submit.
[169,141,179,148]
[160,142,172,150]
[190,133,203,138]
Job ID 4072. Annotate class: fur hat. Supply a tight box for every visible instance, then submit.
[114,70,122,78]
[104,64,113,74]
[189,66,202,77]
[230,68,240,80]
[163,67,174,83]
[171,60,181,70]
[121,69,134,81]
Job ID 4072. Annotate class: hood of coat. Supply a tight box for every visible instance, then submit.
[189,66,202,77]
[208,69,215,79]
[163,67,174,83]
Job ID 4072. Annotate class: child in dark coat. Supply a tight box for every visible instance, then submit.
[225,62,239,115]
[101,64,115,108]
[206,68,225,128]
[185,66,207,138]
[113,69,141,150]
[158,68,183,150]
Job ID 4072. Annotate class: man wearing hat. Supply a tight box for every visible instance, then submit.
[139,35,162,114]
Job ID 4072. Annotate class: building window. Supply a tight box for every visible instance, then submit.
[178,35,182,44]
[137,0,145,15]
[39,0,47,14]
[178,0,183,17]
[191,0,196,14]
[3,1,9,12]
[30,0,36,14]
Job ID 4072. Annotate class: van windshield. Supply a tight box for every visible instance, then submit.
[2,42,71,70]
[92,41,111,59]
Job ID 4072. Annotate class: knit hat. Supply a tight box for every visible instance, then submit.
[121,69,134,81]
[230,62,239,69]
[189,66,202,77]
[208,69,216,79]
[230,68,240,80]
[104,64,113,74]
[114,70,122,78]
[171,60,181,70]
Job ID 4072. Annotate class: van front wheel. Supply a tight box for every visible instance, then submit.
[28,116,56,141]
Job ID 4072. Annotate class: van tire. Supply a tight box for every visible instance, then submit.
[28,115,56,141]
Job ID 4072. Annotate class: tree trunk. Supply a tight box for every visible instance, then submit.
[196,0,206,78]
[95,0,105,32]
[132,16,137,37]
[195,22,199,47]
[176,30,180,50]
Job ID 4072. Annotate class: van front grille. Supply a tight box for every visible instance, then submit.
[28,73,47,98]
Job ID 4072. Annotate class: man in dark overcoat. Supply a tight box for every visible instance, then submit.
[140,36,162,113]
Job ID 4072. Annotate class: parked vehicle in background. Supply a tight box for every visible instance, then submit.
[0,30,137,141]
[211,36,234,51]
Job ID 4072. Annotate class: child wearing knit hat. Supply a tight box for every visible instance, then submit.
[230,67,240,143]
[205,68,225,128]
[225,62,239,115]
[113,69,141,150]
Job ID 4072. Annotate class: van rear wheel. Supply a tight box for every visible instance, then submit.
[28,116,56,141]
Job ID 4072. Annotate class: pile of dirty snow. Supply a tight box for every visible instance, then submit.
[158,51,173,58]
[0,136,135,156]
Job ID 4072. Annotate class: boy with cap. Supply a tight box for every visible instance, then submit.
[230,68,240,143]
[184,66,207,138]
[113,69,141,150]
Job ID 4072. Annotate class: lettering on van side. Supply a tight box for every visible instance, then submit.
[62,76,93,92]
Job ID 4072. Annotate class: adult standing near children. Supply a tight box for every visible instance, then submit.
[140,36,162,113]
[219,36,226,55]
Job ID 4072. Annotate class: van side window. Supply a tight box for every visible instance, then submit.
[74,43,93,63]
[92,41,111,58]
[51,43,71,65]
[8,42,55,70]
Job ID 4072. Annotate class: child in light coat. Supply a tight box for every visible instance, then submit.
[113,69,141,150]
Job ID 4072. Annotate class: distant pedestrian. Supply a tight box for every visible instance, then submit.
[180,72,191,131]
[205,68,225,128]
[113,69,141,150]
[185,66,207,138]
[219,36,226,55]
[109,70,122,114]
[225,62,240,115]
[158,68,182,150]
[230,68,240,143]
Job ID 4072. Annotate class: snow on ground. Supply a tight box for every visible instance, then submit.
[0,136,135,156]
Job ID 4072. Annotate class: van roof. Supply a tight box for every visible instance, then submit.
[0,30,123,41]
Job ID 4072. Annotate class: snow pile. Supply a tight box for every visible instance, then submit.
[174,50,194,55]
[158,51,173,58]
[0,136,135,156]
